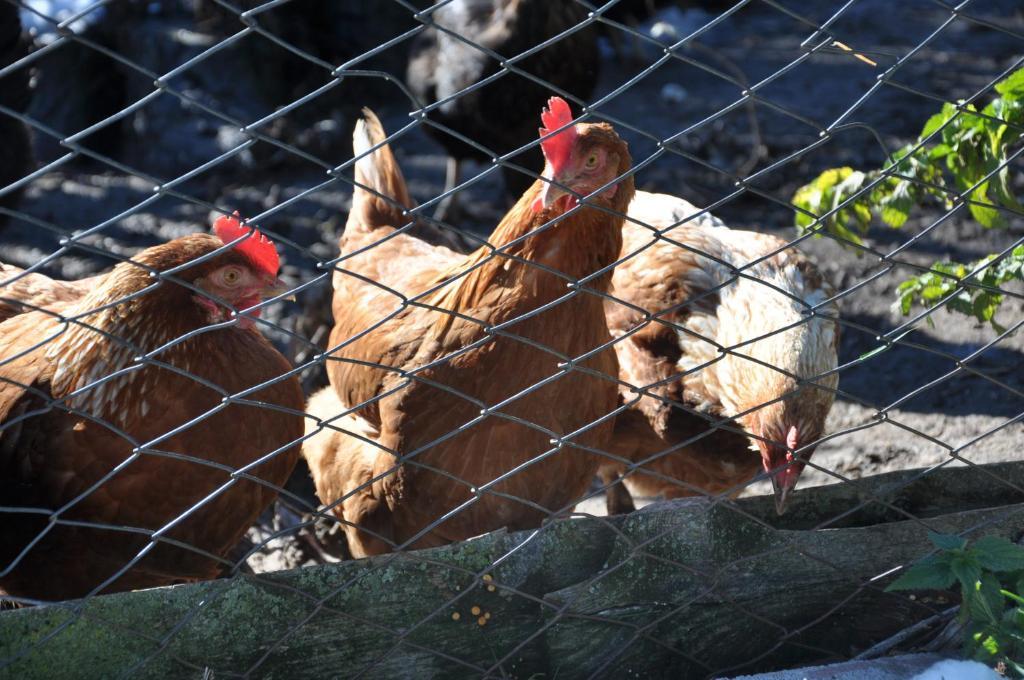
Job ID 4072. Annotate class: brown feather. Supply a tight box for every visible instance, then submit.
[307,110,634,556]
[602,191,839,510]
[0,263,95,322]
[0,234,303,601]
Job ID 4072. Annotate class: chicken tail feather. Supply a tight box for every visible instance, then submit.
[349,108,414,232]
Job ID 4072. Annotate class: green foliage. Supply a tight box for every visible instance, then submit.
[895,245,1024,332]
[792,167,872,245]
[792,67,1024,329]
[887,532,1024,675]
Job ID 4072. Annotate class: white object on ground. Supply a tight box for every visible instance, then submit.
[909,659,1000,680]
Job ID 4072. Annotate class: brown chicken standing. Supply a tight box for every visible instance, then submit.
[303,99,634,557]
[0,216,303,602]
[601,191,840,515]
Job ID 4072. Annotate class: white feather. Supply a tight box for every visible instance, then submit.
[352,117,381,194]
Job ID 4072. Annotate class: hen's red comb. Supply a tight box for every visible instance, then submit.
[538,96,578,173]
[213,211,280,278]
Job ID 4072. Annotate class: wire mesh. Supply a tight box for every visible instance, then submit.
[1,0,1023,677]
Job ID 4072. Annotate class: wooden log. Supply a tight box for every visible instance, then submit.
[0,519,624,679]
[3,461,1024,679]
[542,500,1012,677]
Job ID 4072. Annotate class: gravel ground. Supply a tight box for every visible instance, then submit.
[2,0,1023,569]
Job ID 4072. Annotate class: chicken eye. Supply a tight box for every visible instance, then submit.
[220,267,242,286]
[584,153,599,169]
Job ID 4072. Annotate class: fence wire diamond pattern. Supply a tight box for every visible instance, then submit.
[1,0,1023,678]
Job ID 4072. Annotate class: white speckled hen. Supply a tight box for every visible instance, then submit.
[601,191,840,516]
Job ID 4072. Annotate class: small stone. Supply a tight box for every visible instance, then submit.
[650,21,678,42]
[660,84,688,105]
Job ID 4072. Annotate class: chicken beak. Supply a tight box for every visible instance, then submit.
[261,277,296,302]
[771,474,791,516]
[770,460,802,516]
[766,425,804,515]
[532,161,572,213]
[533,179,568,213]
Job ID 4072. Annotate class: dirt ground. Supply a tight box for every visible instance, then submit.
[3,0,1023,570]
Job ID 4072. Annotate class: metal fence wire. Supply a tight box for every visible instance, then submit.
[1,0,1023,677]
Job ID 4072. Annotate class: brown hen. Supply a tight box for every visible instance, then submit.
[303,100,634,557]
[602,191,840,516]
[0,216,303,602]
[0,263,95,323]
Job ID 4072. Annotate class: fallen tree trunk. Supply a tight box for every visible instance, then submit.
[3,460,1024,679]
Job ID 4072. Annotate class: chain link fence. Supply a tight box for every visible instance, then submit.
[1,0,1023,677]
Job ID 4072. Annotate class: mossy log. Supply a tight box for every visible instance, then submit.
[3,461,1024,679]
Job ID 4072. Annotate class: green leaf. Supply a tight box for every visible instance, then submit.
[879,181,913,228]
[974,536,1024,572]
[953,554,983,591]
[853,201,873,226]
[977,630,1001,657]
[967,571,1005,624]
[928,143,953,161]
[833,169,864,193]
[896,278,919,293]
[893,247,1024,326]
[899,292,913,316]
[949,290,975,316]
[931,532,968,551]
[994,165,1023,212]
[791,167,874,243]
[921,108,955,139]
[829,218,865,246]
[967,620,990,656]
[973,292,1003,324]
[887,553,956,591]
[1016,574,1024,599]
[792,63,1024,309]
[996,69,1024,98]
[968,183,1003,229]
[817,167,854,189]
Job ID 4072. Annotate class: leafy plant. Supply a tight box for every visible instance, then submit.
[792,67,1024,329]
[895,246,1024,333]
[887,531,1024,675]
